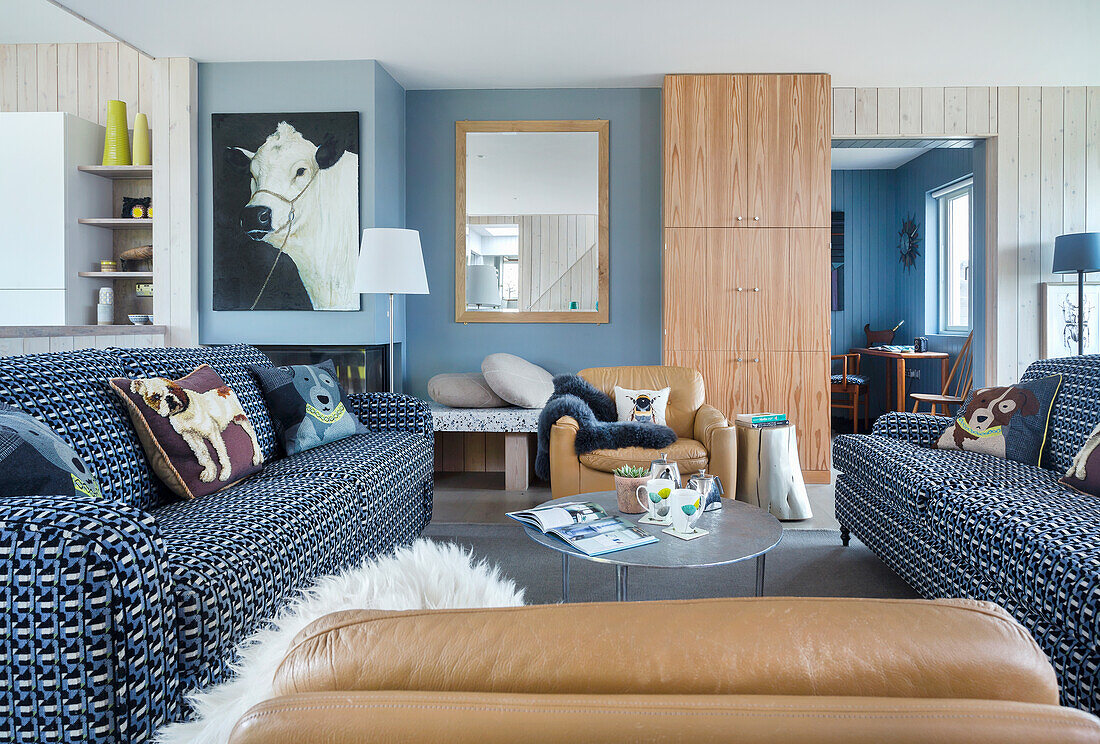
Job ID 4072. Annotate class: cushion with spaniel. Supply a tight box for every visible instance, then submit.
[111,365,264,499]
[934,375,1062,465]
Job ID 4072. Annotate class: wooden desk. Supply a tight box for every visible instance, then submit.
[849,347,950,412]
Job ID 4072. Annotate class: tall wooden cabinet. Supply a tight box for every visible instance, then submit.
[662,74,831,482]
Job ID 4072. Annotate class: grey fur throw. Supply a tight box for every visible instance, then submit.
[535,375,678,480]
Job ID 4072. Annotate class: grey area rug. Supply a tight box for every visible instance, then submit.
[423,523,918,605]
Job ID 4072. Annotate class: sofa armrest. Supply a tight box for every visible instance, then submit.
[0,494,178,742]
[548,416,581,499]
[346,392,434,440]
[871,411,953,447]
[694,405,736,498]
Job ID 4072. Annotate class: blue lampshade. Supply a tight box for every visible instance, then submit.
[1052,232,1100,274]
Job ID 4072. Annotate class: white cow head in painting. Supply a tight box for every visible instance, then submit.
[226,121,359,311]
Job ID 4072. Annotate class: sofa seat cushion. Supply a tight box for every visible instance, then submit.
[151,470,367,693]
[579,438,708,474]
[117,345,280,463]
[927,483,1100,642]
[0,348,160,508]
[832,434,1061,517]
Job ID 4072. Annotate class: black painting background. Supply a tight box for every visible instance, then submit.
[211,112,360,311]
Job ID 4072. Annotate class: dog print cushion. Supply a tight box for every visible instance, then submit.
[613,386,671,426]
[0,404,102,499]
[1059,419,1100,496]
[250,359,368,456]
[933,375,1062,465]
[110,365,264,500]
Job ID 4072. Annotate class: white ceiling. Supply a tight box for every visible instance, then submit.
[41,0,1100,89]
[0,0,111,44]
[831,147,930,170]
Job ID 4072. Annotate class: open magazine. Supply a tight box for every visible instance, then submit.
[507,501,657,557]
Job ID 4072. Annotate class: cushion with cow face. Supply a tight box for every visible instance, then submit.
[0,404,102,500]
[613,386,671,427]
[250,359,368,456]
[933,375,1062,466]
[110,365,265,500]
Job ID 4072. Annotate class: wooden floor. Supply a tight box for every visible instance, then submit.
[431,471,839,529]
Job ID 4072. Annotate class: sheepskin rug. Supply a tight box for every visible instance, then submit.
[156,539,525,744]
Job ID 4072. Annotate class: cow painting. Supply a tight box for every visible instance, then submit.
[211,112,360,311]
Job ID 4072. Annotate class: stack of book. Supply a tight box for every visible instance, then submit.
[735,412,789,428]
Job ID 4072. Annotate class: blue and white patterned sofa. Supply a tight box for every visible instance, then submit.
[0,344,434,743]
[834,355,1100,715]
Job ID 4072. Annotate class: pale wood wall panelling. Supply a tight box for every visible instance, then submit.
[831,85,1100,382]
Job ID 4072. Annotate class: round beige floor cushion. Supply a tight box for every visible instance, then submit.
[427,372,508,408]
[481,353,553,408]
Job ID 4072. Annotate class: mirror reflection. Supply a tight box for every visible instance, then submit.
[464,131,600,313]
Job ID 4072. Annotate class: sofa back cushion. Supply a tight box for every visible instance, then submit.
[117,345,279,462]
[0,348,160,508]
[579,366,703,439]
[1022,356,1100,474]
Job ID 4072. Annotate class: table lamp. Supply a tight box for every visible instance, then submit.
[466,264,502,308]
[1052,232,1100,355]
[353,229,429,392]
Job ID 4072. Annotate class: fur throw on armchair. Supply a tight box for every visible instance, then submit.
[534,375,678,480]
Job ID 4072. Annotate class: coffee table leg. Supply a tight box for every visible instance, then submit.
[562,553,570,603]
[616,565,628,602]
[755,555,766,597]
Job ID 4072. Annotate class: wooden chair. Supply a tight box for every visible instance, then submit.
[910,331,975,415]
[831,353,870,433]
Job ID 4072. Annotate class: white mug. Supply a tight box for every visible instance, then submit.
[635,478,674,523]
[669,488,704,534]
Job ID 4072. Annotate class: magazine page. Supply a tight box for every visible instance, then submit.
[550,517,657,557]
[506,501,607,532]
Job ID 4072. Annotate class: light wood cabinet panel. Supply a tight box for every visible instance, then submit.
[663,229,707,352]
[789,74,831,228]
[788,228,830,351]
[744,75,792,227]
[705,228,790,351]
[703,75,748,227]
[663,75,707,227]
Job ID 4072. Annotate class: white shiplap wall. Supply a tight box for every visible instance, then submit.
[0,43,198,346]
[833,85,1100,382]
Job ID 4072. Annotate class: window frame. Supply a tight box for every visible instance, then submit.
[933,177,975,335]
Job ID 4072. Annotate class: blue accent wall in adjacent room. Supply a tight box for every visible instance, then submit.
[196,60,406,349]
[404,88,662,398]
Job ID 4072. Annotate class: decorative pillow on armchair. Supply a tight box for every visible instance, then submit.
[110,365,264,499]
[0,405,102,499]
[251,359,368,456]
[613,386,671,426]
[933,375,1062,465]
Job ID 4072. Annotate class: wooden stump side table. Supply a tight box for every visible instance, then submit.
[734,422,813,521]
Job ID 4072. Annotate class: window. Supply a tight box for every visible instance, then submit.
[500,259,519,302]
[934,178,974,333]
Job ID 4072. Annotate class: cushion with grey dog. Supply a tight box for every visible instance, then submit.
[428,372,509,408]
[251,360,368,456]
[482,353,553,408]
[0,404,103,499]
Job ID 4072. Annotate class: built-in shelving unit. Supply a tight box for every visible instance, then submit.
[78,271,153,279]
[78,218,153,229]
[77,165,154,180]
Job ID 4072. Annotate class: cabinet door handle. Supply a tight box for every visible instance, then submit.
[753,357,760,363]
[735,356,743,362]
[753,287,760,292]
[736,287,744,292]
[736,216,743,221]
[754,216,760,221]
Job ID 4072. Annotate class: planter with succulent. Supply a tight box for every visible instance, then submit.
[613,465,650,514]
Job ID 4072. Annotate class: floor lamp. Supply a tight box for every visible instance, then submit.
[353,229,429,392]
[1053,232,1100,355]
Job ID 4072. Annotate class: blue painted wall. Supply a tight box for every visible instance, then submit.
[404,88,662,398]
[197,60,406,352]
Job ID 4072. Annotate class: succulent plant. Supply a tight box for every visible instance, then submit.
[613,465,649,479]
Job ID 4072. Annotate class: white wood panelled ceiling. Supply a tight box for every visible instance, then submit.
[37,0,1100,89]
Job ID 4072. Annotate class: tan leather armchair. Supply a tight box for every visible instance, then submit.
[230,597,1100,743]
[549,365,736,499]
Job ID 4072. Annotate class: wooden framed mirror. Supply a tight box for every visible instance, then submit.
[455,120,609,323]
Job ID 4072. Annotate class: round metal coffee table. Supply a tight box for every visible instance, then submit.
[520,492,783,602]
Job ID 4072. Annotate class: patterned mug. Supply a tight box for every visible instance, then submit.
[636,478,675,523]
[669,488,705,535]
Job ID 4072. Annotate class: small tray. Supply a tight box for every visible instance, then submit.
[662,527,709,541]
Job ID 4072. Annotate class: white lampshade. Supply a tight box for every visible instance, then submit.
[354,228,429,295]
[466,264,502,307]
